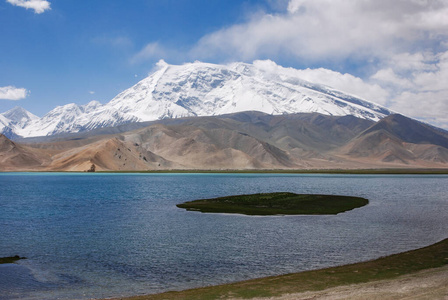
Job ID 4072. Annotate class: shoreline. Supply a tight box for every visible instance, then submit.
[101,168,448,174]
[2,168,448,174]
[108,238,448,300]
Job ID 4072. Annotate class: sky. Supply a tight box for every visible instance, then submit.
[1,0,448,129]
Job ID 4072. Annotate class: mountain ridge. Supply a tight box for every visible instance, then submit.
[2,112,447,172]
[1,60,393,139]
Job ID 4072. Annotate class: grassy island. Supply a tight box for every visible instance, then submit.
[176,192,368,215]
[0,255,26,264]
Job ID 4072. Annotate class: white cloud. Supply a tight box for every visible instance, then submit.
[371,68,414,89]
[6,0,51,14]
[191,0,448,62]
[391,90,448,129]
[291,68,389,105]
[0,86,29,100]
[287,0,302,14]
[387,52,439,73]
[370,50,448,128]
[131,42,167,64]
[253,60,389,105]
[412,51,448,91]
[89,91,95,95]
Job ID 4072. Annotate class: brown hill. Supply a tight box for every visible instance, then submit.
[362,114,448,147]
[122,123,300,169]
[46,137,176,171]
[1,112,448,171]
[0,134,50,171]
[340,114,448,166]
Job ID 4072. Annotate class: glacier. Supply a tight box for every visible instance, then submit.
[1,60,393,138]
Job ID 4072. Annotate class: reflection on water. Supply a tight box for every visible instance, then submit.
[0,173,447,299]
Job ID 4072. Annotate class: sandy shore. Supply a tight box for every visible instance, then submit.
[247,265,448,300]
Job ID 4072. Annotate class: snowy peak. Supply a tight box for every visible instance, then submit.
[0,107,39,138]
[1,106,39,128]
[83,100,102,113]
[117,60,392,121]
[1,60,395,138]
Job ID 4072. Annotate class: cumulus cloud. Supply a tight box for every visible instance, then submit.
[371,68,414,89]
[0,86,29,100]
[6,0,51,14]
[192,0,448,62]
[370,50,448,128]
[391,90,448,129]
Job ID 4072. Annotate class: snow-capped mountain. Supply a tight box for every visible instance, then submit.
[0,107,39,139]
[2,60,393,138]
[2,106,39,127]
[108,60,391,121]
[15,101,138,138]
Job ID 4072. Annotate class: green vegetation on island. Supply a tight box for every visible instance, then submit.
[0,255,26,264]
[176,192,368,215]
[120,238,448,300]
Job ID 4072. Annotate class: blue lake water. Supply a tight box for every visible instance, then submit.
[0,173,447,300]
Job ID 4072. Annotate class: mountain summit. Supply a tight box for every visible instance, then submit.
[1,60,393,138]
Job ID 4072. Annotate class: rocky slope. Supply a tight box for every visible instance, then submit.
[340,114,448,165]
[1,112,447,172]
[0,134,50,171]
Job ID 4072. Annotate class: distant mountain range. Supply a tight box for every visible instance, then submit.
[1,60,447,171]
[1,60,392,139]
[2,112,448,171]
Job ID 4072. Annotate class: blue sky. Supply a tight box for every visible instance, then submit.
[1,0,448,128]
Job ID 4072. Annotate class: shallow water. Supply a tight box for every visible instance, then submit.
[0,173,447,299]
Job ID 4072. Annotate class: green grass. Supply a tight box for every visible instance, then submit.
[176,192,368,215]
[0,255,25,264]
[122,238,448,300]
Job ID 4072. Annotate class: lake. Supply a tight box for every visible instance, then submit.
[0,173,447,300]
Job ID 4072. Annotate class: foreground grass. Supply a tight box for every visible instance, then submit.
[176,192,368,215]
[120,238,448,300]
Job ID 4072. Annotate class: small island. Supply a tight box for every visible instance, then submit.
[0,255,26,264]
[176,192,368,215]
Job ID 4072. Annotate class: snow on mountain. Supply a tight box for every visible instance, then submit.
[2,106,39,127]
[0,107,39,138]
[2,60,394,138]
[0,114,10,132]
[108,60,391,123]
[15,101,137,137]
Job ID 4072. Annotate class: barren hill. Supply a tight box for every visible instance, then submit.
[0,134,50,171]
[1,112,447,171]
[341,114,448,165]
